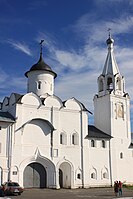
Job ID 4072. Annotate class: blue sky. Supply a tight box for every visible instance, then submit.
[0,0,133,131]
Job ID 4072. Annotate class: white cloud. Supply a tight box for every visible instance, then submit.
[7,40,32,56]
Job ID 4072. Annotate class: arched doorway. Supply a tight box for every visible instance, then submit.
[23,162,46,188]
[59,162,71,188]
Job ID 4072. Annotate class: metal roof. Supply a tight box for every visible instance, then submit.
[86,125,112,139]
[25,54,57,78]
[0,112,15,123]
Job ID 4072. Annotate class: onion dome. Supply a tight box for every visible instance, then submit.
[25,40,57,78]
[106,36,114,45]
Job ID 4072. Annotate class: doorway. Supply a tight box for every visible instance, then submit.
[23,162,46,188]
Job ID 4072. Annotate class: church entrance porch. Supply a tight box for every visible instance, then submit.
[59,162,71,188]
[23,162,46,188]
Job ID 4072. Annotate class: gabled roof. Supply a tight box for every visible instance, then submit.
[86,125,112,139]
[0,112,15,123]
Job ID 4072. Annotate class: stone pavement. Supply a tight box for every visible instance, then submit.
[3,187,133,199]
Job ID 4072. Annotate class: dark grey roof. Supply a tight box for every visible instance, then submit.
[25,55,57,78]
[86,125,112,139]
[12,93,23,104]
[129,142,133,148]
[0,112,15,123]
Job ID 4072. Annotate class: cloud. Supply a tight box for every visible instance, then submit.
[7,40,32,56]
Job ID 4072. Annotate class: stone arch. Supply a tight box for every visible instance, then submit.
[57,159,74,189]
[19,155,56,188]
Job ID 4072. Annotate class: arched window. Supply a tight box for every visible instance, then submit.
[77,173,81,179]
[60,133,67,145]
[101,167,108,179]
[120,152,123,159]
[101,140,106,148]
[91,140,95,147]
[91,172,96,179]
[99,79,104,92]
[37,81,42,89]
[90,168,97,180]
[107,77,113,90]
[72,133,78,145]
[103,172,108,179]
[116,77,121,90]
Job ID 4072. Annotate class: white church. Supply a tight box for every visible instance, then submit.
[0,35,133,189]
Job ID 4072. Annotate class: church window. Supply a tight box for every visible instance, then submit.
[99,79,104,92]
[101,167,108,179]
[72,133,78,145]
[120,152,123,159]
[103,172,108,179]
[60,133,67,145]
[77,173,81,179]
[91,172,96,179]
[107,77,113,90]
[91,140,95,147]
[116,77,121,90]
[101,140,106,148]
[37,81,42,89]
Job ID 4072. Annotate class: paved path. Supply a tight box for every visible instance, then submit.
[3,188,133,199]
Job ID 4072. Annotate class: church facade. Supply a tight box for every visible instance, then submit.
[0,35,133,189]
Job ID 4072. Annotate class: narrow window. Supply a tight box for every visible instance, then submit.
[77,174,81,179]
[107,77,113,90]
[91,140,95,147]
[37,81,41,89]
[91,172,96,179]
[120,152,123,159]
[103,172,107,179]
[60,134,63,144]
[102,140,106,148]
[72,133,78,145]
[99,79,104,92]
[116,77,121,90]
[60,133,67,145]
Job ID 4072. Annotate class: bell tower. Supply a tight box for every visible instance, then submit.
[93,34,131,140]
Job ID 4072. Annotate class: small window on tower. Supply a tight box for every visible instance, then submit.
[99,79,104,92]
[120,152,123,159]
[107,77,113,90]
[37,81,41,90]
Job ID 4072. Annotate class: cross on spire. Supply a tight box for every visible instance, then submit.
[107,28,111,38]
[39,40,44,56]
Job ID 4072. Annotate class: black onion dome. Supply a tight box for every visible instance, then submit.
[25,54,57,78]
